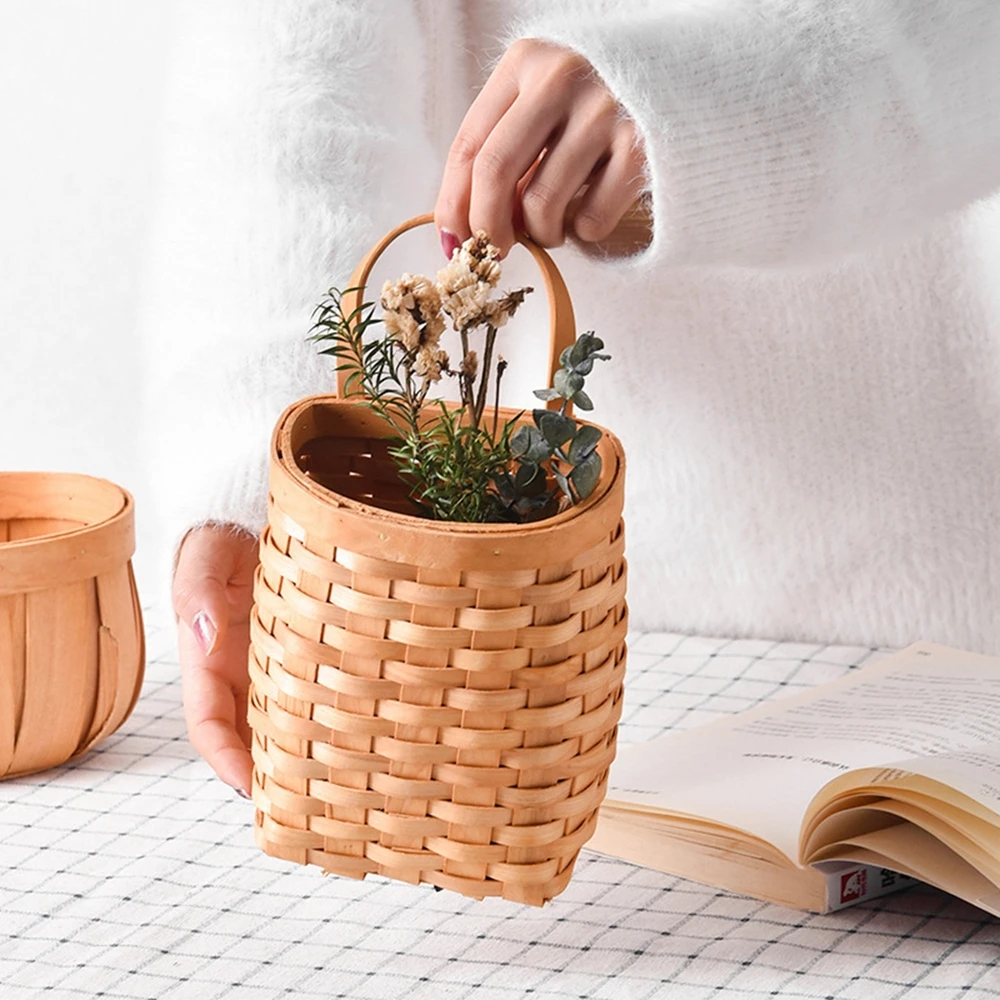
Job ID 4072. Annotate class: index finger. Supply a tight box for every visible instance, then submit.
[434,59,519,246]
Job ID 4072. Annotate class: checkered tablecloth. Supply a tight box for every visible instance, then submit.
[2,607,998,1000]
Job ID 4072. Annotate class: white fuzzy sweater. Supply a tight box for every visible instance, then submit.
[142,0,1000,651]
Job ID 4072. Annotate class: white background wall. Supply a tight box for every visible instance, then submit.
[0,2,174,591]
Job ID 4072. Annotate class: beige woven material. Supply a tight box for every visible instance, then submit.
[0,472,144,779]
[248,216,627,905]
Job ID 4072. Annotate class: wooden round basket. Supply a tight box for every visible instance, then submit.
[0,472,144,779]
[248,216,627,905]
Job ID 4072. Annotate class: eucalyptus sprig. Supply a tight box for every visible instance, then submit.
[490,333,610,522]
[310,233,610,524]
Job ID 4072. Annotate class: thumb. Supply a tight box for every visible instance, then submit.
[172,527,239,656]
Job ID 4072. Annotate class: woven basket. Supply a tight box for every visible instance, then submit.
[0,472,144,779]
[248,215,627,905]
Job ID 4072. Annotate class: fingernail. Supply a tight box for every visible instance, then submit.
[440,228,460,259]
[192,611,217,656]
[236,788,251,800]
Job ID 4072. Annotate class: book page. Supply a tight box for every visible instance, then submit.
[878,744,1000,816]
[606,643,1000,861]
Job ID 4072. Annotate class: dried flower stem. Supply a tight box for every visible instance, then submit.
[459,326,474,411]
[492,357,507,440]
[474,325,499,428]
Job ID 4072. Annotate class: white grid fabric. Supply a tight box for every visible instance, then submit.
[2,607,998,1000]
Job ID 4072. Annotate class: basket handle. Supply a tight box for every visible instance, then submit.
[338,213,576,412]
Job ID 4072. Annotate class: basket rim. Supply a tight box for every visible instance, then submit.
[0,472,135,595]
[275,394,623,537]
[0,471,131,550]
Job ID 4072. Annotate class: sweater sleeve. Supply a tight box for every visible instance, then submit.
[140,0,459,562]
[516,0,1000,268]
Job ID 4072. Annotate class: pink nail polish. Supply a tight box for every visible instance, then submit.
[236,788,251,800]
[192,611,217,656]
[440,228,461,259]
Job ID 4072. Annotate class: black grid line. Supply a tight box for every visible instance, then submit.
[0,606,997,1000]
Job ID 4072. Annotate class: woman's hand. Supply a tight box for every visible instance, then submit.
[435,38,648,257]
[172,523,258,797]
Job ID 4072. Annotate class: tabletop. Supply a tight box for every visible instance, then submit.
[2,607,997,1000]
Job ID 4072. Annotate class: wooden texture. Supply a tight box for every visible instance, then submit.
[0,472,145,778]
[249,218,628,905]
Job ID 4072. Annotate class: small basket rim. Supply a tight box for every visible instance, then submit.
[0,472,136,597]
[275,394,624,537]
[0,471,131,552]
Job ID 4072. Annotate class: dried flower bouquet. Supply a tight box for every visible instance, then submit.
[310,232,610,524]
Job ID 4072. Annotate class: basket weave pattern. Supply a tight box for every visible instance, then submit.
[249,462,625,904]
[247,216,627,904]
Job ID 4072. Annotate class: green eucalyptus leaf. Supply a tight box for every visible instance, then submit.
[572,389,594,411]
[511,425,553,463]
[559,345,575,367]
[569,332,604,366]
[514,461,547,497]
[538,411,576,448]
[510,425,533,459]
[513,461,536,488]
[568,424,602,464]
[570,451,602,499]
[533,387,561,402]
[554,368,585,397]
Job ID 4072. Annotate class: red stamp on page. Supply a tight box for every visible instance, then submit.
[840,868,867,904]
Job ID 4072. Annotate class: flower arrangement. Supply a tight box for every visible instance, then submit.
[310,232,610,524]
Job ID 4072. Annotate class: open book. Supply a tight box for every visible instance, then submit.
[590,642,1000,914]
